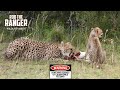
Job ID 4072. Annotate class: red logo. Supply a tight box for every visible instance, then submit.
[51,65,70,70]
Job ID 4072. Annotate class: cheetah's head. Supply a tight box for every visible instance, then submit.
[58,41,75,56]
[90,27,103,38]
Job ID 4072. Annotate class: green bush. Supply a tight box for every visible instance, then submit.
[47,24,64,43]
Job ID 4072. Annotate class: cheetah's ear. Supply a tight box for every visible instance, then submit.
[91,28,94,31]
[60,41,64,47]
[66,42,71,45]
[65,42,72,47]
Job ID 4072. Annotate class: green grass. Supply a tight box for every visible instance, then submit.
[0,43,120,79]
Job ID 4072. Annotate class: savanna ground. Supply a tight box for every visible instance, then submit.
[1,11,120,79]
[0,42,120,79]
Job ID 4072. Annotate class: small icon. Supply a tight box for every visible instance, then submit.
[49,64,71,79]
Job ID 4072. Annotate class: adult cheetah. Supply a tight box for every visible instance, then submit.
[4,37,74,60]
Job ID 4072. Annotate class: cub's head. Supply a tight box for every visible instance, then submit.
[90,27,103,38]
[58,41,75,56]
